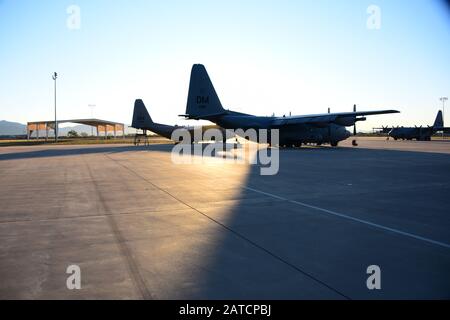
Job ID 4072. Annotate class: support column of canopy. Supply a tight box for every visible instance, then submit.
[112,123,125,139]
[97,124,108,139]
[26,123,36,140]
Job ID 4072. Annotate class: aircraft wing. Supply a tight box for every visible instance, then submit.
[271,110,399,126]
[436,127,450,133]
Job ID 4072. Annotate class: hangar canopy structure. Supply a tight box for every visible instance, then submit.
[27,119,125,139]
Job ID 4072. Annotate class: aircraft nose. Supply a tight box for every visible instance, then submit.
[346,130,351,138]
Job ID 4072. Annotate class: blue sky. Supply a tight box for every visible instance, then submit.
[0,0,449,130]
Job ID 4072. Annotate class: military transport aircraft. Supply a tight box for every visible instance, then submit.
[181,64,400,147]
[131,99,232,143]
[132,99,183,140]
[382,110,449,141]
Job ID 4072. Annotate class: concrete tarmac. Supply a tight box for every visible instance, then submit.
[0,137,449,299]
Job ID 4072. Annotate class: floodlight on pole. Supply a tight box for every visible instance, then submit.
[88,104,96,136]
[52,72,58,142]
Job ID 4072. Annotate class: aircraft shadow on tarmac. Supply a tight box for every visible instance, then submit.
[0,145,156,161]
[0,142,323,161]
[0,141,448,162]
[1,142,449,299]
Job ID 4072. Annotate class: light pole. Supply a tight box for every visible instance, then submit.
[440,97,448,139]
[52,72,58,142]
[88,104,96,136]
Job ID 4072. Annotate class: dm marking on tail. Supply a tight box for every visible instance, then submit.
[186,64,226,118]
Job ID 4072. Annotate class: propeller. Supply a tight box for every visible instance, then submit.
[352,104,358,146]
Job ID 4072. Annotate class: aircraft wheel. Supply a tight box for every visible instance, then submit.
[331,141,338,147]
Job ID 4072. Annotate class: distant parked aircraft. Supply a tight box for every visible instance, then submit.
[131,99,231,144]
[377,110,449,141]
[132,99,187,141]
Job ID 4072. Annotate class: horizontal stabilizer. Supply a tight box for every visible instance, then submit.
[179,111,228,120]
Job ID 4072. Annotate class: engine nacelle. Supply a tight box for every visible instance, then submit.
[334,116,367,126]
[334,116,356,126]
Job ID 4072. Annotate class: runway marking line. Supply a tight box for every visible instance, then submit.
[244,186,450,250]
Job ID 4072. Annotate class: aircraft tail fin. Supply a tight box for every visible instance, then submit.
[132,99,154,129]
[185,64,226,119]
[433,110,443,128]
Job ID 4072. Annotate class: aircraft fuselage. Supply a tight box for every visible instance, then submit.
[211,114,351,146]
[389,127,435,141]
